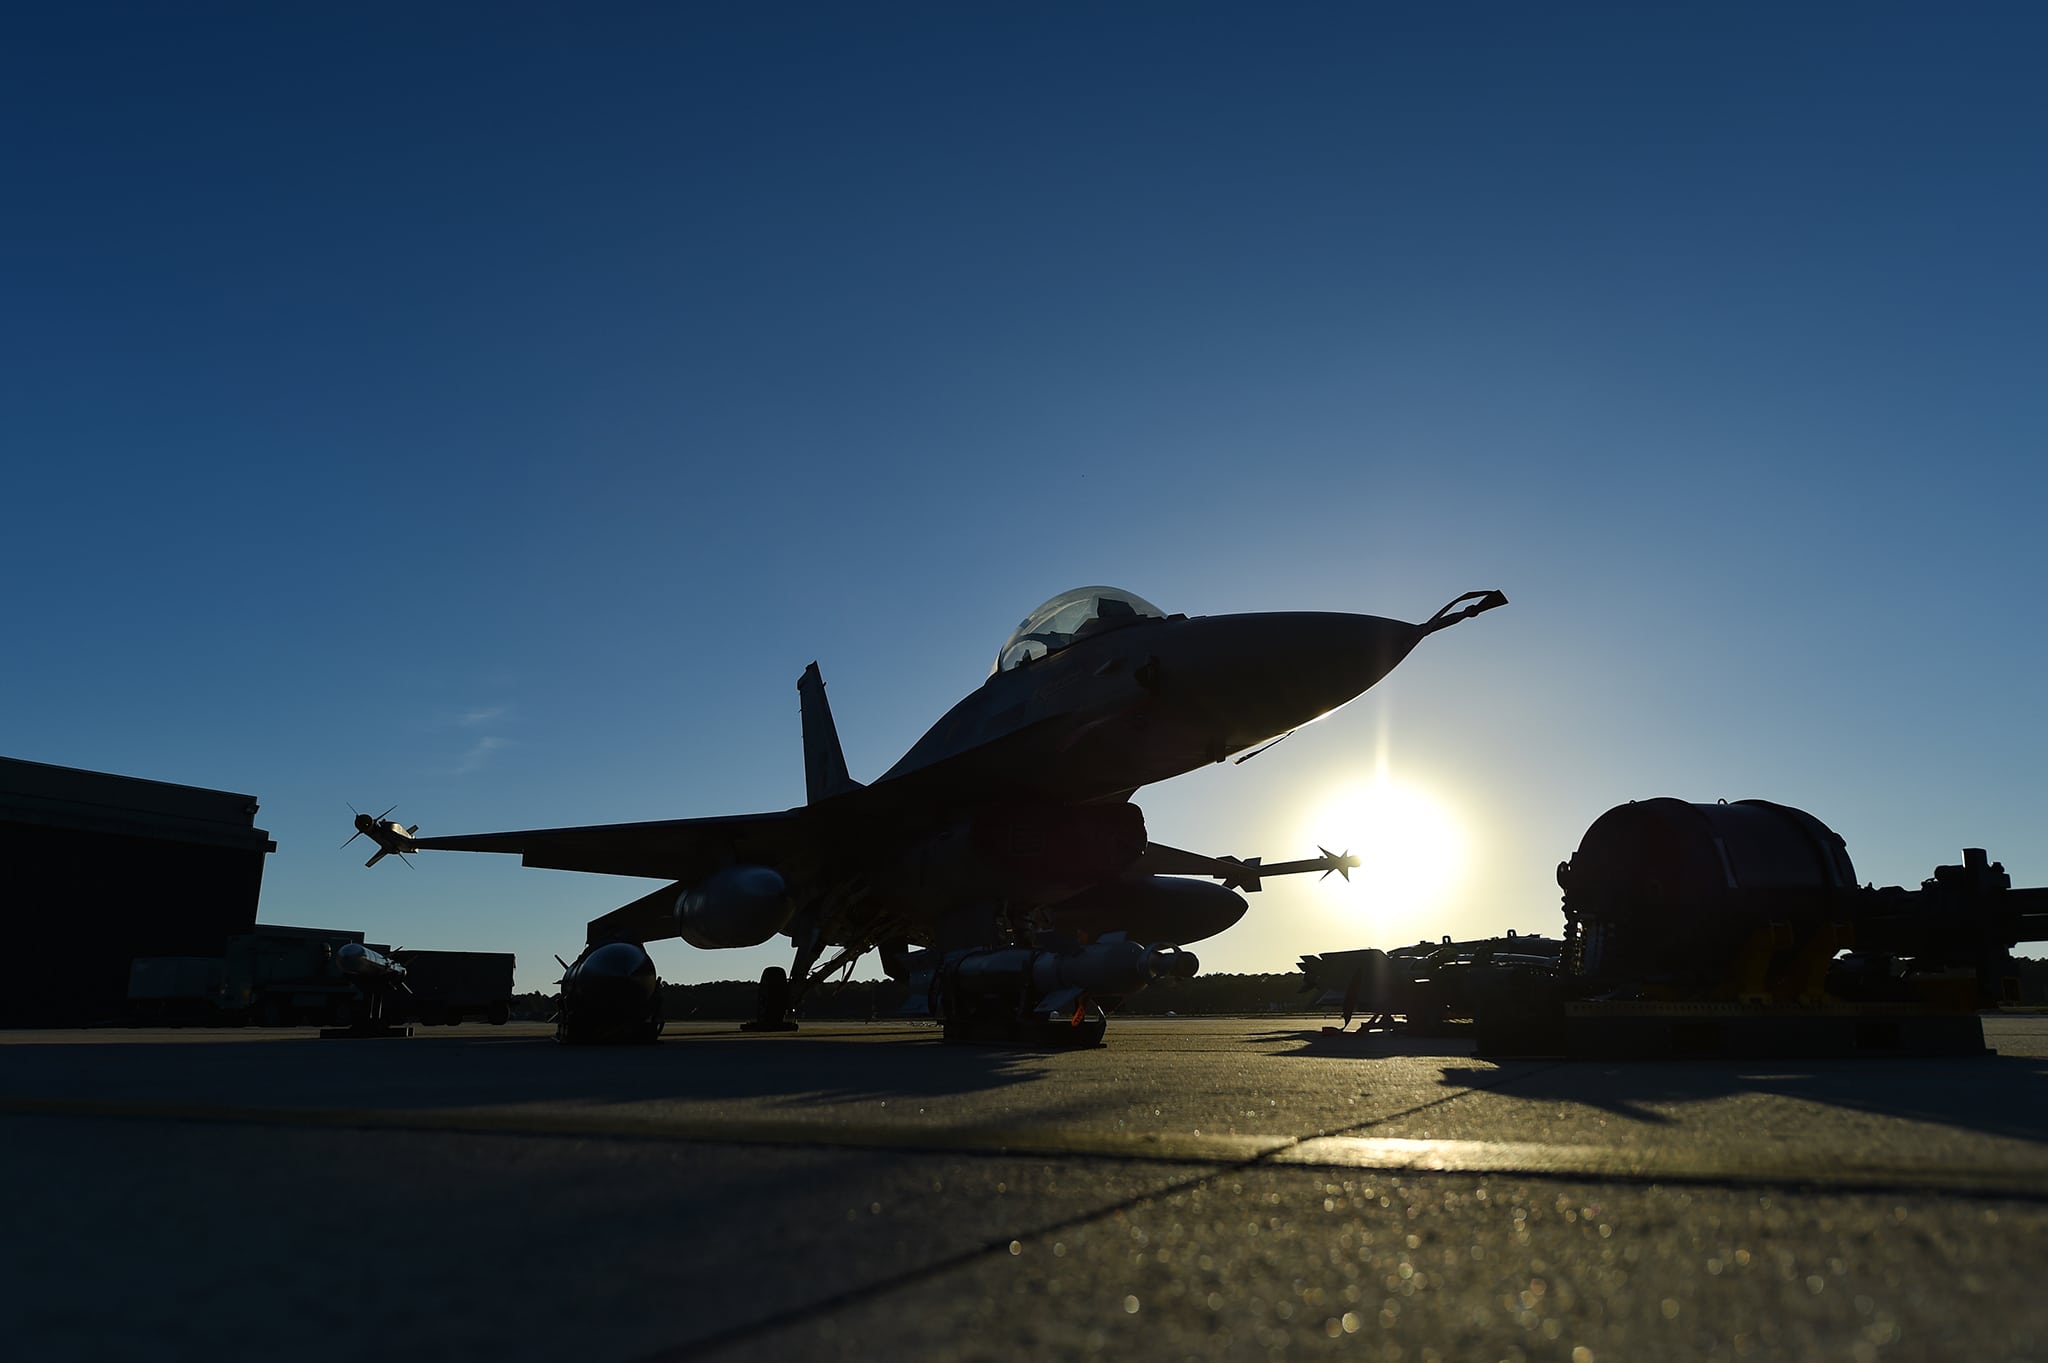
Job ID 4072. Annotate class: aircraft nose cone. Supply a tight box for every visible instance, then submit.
[1170,612,1424,746]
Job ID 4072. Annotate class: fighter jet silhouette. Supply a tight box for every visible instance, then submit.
[353,585,1505,1043]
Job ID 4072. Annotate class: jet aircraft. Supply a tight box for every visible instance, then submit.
[352,585,1507,1044]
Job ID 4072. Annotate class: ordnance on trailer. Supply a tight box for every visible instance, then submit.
[322,941,412,1038]
[1554,799,2048,1007]
[1299,931,1562,1032]
[1476,798,2048,1059]
[336,941,406,983]
[931,935,1198,1047]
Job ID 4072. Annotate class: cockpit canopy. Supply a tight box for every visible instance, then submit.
[994,586,1167,673]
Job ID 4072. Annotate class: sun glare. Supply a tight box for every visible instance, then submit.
[1304,776,1466,917]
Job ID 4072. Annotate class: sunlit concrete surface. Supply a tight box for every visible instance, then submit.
[4,1017,2044,1361]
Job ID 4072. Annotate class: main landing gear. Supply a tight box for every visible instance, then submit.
[740,966,800,1032]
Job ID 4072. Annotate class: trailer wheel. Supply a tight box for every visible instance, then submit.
[487,1002,509,1026]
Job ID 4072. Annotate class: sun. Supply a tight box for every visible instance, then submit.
[1303,776,1466,916]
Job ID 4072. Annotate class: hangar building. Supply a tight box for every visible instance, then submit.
[0,756,276,1025]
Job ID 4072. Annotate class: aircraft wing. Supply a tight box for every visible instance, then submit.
[584,879,691,945]
[411,809,808,882]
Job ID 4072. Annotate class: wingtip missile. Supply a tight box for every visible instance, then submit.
[349,808,419,868]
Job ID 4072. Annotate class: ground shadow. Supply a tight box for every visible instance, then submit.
[1252,1021,2048,1144]
[1261,1025,1484,1060]
[0,1026,1050,1112]
[1421,1055,2048,1144]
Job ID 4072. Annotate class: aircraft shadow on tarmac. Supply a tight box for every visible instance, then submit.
[0,1030,1051,1112]
[1427,1060,2048,1145]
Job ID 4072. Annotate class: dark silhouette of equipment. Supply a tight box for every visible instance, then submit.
[1476,798,2048,1058]
[1299,931,1562,1032]
[555,941,664,1045]
[1304,798,2046,1059]
[1556,798,2047,1007]
[127,929,512,1033]
[395,949,515,1025]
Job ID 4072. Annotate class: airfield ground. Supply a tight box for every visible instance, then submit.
[4,1016,2044,1361]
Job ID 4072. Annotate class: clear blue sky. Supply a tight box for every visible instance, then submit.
[6,3,2043,991]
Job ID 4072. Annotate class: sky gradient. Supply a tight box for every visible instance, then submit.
[6,3,2043,990]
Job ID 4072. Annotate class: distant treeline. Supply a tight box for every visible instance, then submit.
[508,956,2048,1022]
[2012,955,2048,1004]
[507,972,1328,1022]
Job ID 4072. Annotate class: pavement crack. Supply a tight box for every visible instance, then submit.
[657,1064,1572,1359]
[639,1160,1251,1362]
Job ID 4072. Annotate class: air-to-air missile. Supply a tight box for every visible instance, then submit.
[335,942,407,982]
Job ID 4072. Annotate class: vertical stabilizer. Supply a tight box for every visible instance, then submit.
[798,662,863,803]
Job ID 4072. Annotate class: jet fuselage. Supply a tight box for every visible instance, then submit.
[881,609,1431,803]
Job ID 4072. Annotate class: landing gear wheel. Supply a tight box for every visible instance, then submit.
[740,966,799,1032]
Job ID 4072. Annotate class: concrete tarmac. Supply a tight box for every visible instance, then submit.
[4,1016,2045,1362]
